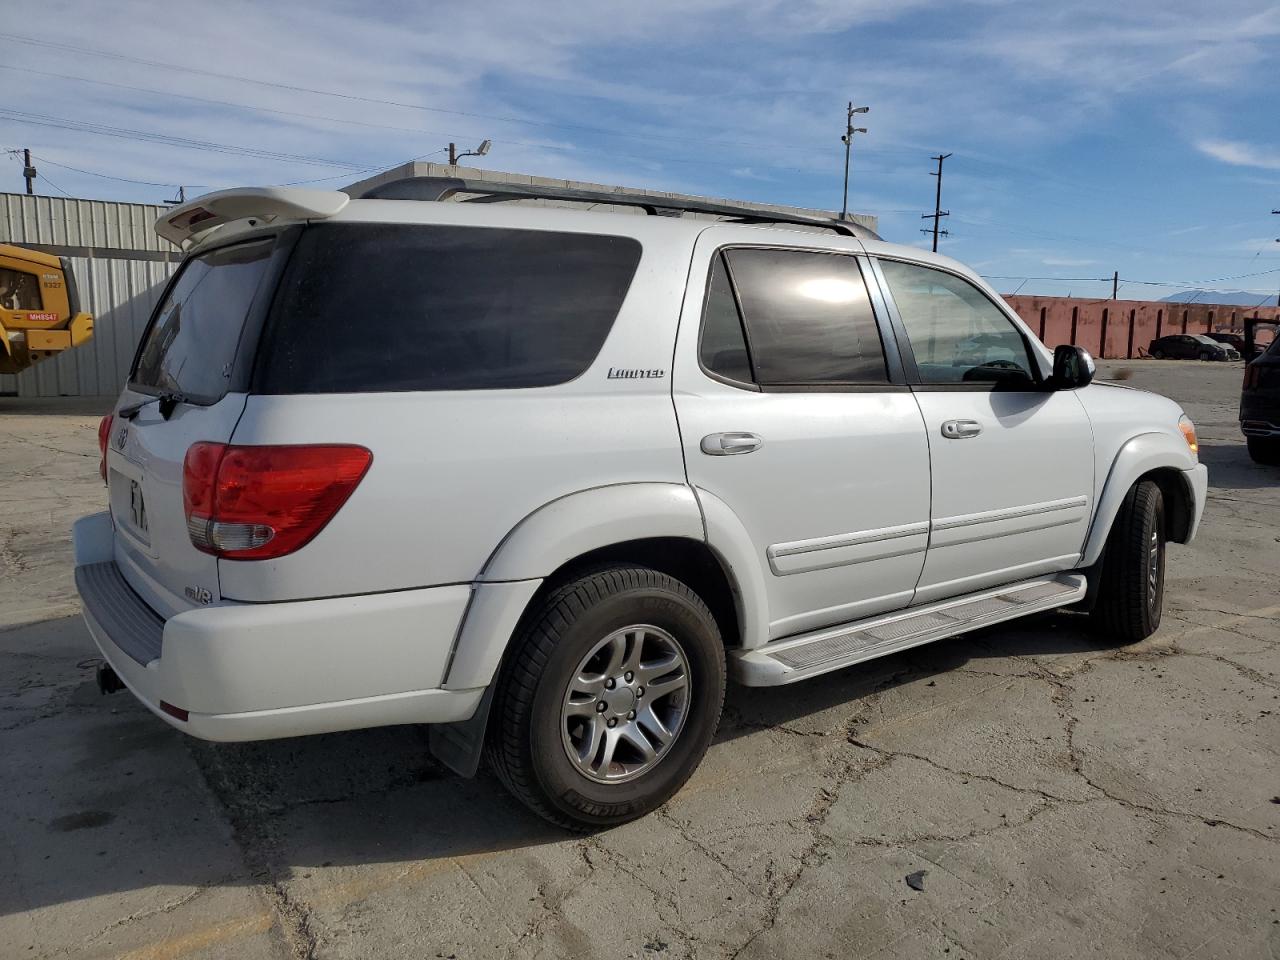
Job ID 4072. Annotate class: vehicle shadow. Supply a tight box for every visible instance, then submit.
[0,396,114,417]
[1198,440,1279,490]
[2,608,1103,918]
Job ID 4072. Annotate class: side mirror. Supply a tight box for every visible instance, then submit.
[1051,344,1095,390]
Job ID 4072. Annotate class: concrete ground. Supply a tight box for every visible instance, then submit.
[1,361,1276,960]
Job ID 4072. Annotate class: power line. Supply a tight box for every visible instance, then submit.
[6,148,68,196]
[19,152,201,188]
[0,108,367,169]
[0,62,841,180]
[0,31,780,152]
[954,214,1278,262]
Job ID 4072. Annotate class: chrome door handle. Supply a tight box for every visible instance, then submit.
[941,419,982,440]
[701,432,763,456]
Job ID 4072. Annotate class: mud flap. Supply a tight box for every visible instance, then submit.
[427,682,496,778]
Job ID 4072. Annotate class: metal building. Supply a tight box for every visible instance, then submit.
[1,192,179,397]
[1,166,876,398]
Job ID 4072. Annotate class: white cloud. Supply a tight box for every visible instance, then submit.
[1195,138,1280,171]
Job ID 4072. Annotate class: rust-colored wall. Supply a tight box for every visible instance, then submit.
[1002,295,1280,359]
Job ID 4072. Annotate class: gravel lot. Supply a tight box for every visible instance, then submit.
[1,359,1277,960]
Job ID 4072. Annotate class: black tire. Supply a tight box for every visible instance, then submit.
[487,566,726,831]
[1152,349,1164,359]
[1090,480,1165,643]
[1198,351,1210,361]
[1247,436,1280,466]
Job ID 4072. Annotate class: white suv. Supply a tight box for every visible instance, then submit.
[74,177,1207,829]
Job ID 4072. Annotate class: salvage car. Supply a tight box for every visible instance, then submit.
[73,179,1207,829]
[1149,333,1240,361]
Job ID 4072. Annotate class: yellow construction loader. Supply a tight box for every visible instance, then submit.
[0,243,93,375]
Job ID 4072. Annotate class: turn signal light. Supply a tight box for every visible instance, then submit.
[97,414,113,484]
[1178,416,1198,457]
[182,443,373,560]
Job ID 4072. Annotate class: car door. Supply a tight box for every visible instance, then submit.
[673,229,932,639]
[870,256,1095,604]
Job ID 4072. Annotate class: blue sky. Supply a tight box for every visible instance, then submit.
[2,0,1278,301]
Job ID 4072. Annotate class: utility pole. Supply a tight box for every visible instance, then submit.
[22,148,35,195]
[1112,270,1119,300]
[840,102,869,220]
[920,153,951,252]
[1273,210,1279,307]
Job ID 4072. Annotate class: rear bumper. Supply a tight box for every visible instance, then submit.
[73,512,484,742]
[1240,418,1280,438]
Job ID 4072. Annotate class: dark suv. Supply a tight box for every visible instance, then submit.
[1242,337,1280,464]
[1150,334,1240,361]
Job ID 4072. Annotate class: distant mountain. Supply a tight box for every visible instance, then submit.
[1160,289,1278,307]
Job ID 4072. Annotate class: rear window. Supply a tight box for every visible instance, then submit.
[131,238,275,402]
[257,223,643,393]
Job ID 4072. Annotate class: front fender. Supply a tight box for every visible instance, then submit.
[1081,432,1202,567]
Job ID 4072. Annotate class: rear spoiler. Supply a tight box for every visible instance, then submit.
[155,187,349,248]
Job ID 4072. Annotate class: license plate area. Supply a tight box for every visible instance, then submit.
[109,468,151,546]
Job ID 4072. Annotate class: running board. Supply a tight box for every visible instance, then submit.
[731,573,1086,686]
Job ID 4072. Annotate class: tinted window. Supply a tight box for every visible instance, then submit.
[0,267,42,310]
[259,224,642,393]
[724,249,887,384]
[878,259,1035,386]
[699,253,754,384]
[132,238,275,402]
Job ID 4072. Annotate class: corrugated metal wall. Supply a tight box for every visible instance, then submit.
[0,256,175,397]
[2,192,175,397]
[1,193,171,252]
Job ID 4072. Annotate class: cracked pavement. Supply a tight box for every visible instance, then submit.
[1,362,1278,960]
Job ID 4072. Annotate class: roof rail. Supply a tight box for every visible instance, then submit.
[352,176,880,240]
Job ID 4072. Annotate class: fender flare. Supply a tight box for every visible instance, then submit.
[693,489,771,649]
[1080,432,1197,567]
[477,482,705,583]
[445,482,768,692]
[443,483,707,693]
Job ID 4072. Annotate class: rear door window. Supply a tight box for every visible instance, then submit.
[722,248,888,385]
[257,224,642,393]
[131,238,276,402]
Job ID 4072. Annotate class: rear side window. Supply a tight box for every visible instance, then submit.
[724,248,888,385]
[699,253,754,384]
[132,238,275,403]
[258,224,642,393]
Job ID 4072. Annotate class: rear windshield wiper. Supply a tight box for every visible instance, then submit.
[117,390,189,421]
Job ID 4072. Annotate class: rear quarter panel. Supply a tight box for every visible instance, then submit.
[218,213,698,602]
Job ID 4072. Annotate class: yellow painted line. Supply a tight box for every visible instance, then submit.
[112,911,272,960]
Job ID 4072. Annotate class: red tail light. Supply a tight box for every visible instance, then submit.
[182,443,373,560]
[97,414,113,484]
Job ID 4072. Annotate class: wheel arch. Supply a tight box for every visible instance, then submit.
[1081,432,1198,567]
[445,483,761,693]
